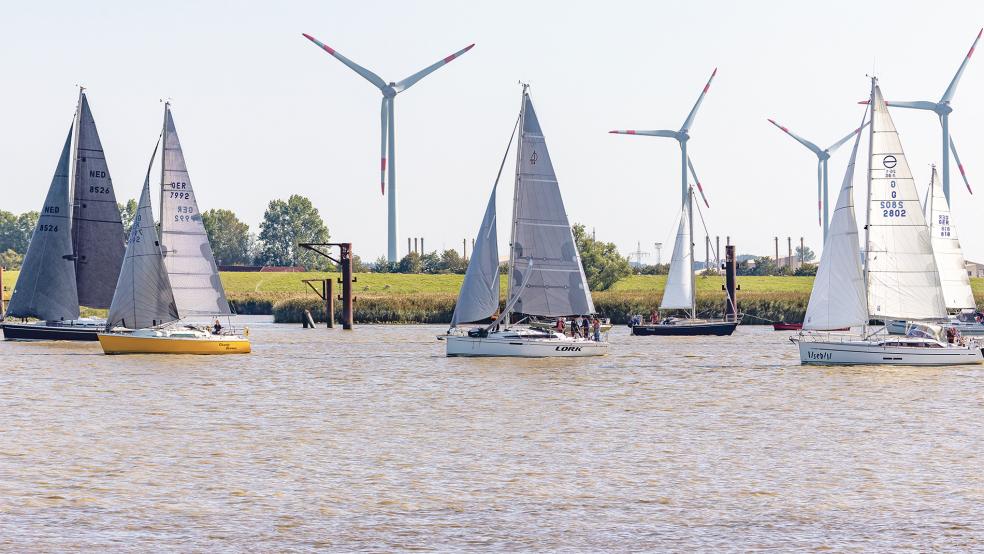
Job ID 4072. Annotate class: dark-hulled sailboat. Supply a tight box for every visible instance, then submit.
[1,90,125,341]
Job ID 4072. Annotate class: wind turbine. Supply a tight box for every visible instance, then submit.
[871,28,981,204]
[302,33,475,262]
[766,119,868,241]
[609,69,717,210]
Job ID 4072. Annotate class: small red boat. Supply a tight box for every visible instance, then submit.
[773,322,803,331]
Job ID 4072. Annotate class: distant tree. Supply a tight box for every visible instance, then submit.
[0,249,23,270]
[257,195,331,269]
[498,261,509,275]
[118,199,138,239]
[636,263,670,275]
[202,208,252,266]
[0,210,38,255]
[438,249,467,274]
[372,256,395,273]
[350,254,370,273]
[572,223,632,290]
[397,252,422,274]
[420,251,441,273]
[794,263,818,276]
[795,245,816,263]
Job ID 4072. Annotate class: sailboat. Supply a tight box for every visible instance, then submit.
[443,86,608,357]
[794,78,983,365]
[629,186,739,336]
[1,90,125,341]
[97,103,250,355]
[887,165,983,335]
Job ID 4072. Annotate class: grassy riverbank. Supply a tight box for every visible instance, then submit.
[6,270,984,325]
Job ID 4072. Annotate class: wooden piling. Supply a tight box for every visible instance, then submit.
[724,245,738,322]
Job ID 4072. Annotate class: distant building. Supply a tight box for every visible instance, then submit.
[966,261,984,278]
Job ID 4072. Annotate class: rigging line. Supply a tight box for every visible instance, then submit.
[692,190,717,262]
[492,110,522,191]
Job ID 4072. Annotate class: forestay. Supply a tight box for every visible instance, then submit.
[925,166,975,310]
[6,130,80,321]
[660,208,693,311]
[160,105,231,317]
[804,112,867,330]
[451,184,500,326]
[865,84,946,321]
[107,143,179,330]
[72,93,125,308]
[506,93,594,317]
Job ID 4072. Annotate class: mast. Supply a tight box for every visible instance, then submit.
[70,86,84,271]
[688,186,696,319]
[862,77,875,329]
[505,83,528,327]
[160,101,168,231]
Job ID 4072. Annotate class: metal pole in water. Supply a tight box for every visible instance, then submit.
[340,243,354,330]
[724,245,738,322]
[325,278,334,329]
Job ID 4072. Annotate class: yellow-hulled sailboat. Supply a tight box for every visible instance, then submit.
[98,103,250,355]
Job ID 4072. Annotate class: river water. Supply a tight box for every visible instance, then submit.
[1,317,982,551]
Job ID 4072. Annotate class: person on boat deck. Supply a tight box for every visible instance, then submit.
[592,317,601,341]
[555,318,566,334]
[581,316,590,338]
[571,318,581,338]
[650,310,659,324]
[213,319,223,335]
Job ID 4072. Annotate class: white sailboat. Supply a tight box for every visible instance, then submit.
[629,186,738,336]
[888,165,983,335]
[443,86,607,357]
[795,78,983,365]
[98,103,249,355]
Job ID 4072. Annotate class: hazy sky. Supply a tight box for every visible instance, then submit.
[3,1,984,262]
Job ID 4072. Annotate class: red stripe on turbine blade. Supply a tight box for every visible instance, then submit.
[443,54,456,63]
[381,158,386,170]
[627,130,636,134]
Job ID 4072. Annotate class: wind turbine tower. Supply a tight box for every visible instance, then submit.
[302,33,475,262]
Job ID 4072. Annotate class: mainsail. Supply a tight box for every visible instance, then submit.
[72,92,125,308]
[107,143,179,329]
[660,207,694,311]
[804,112,867,330]
[450,184,500,326]
[506,92,594,317]
[160,105,231,317]
[865,84,946,321]
[6,129,80,321]
[925,166,975,310]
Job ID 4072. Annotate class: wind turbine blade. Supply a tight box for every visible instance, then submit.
[766,118,823,155]
[302,33,389,91]
[825,120,870,153]
[608,129,679,138]
[380,97,389,195]
[680,68,717,133]
[687,156,710,208]
[393,43,475,93]
[941,28,983,103]
[949,135,973,194]
[817,160,823,227]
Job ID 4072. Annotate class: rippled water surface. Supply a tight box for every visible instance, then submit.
[1,317,983,551]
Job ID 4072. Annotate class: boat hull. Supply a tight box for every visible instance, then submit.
[98,333,251,355]
[446,335,607,357]
[773,322,803,331]
[631,321,738,336]
[798,339,984,366]
[1,322,101,341]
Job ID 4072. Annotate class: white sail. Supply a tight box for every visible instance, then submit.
[160,105,231,318]
[660,208,693,311]
[5,129,80,321]
[451,184,500,326]
[107,144,179,330]
[804,113,867,330]
[506,92,594,317]
[925,166,975,310]
[865,84,946,321]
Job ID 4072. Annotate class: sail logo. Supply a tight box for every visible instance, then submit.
[529,151,538,165]
[555,346,581,352]
[807,350,832,361]
[882,155,897,169]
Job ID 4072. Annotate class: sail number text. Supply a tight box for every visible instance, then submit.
[938,214,951,237]
[37,224,59,232]
[879,200,906,218]
[89,185,112,194]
